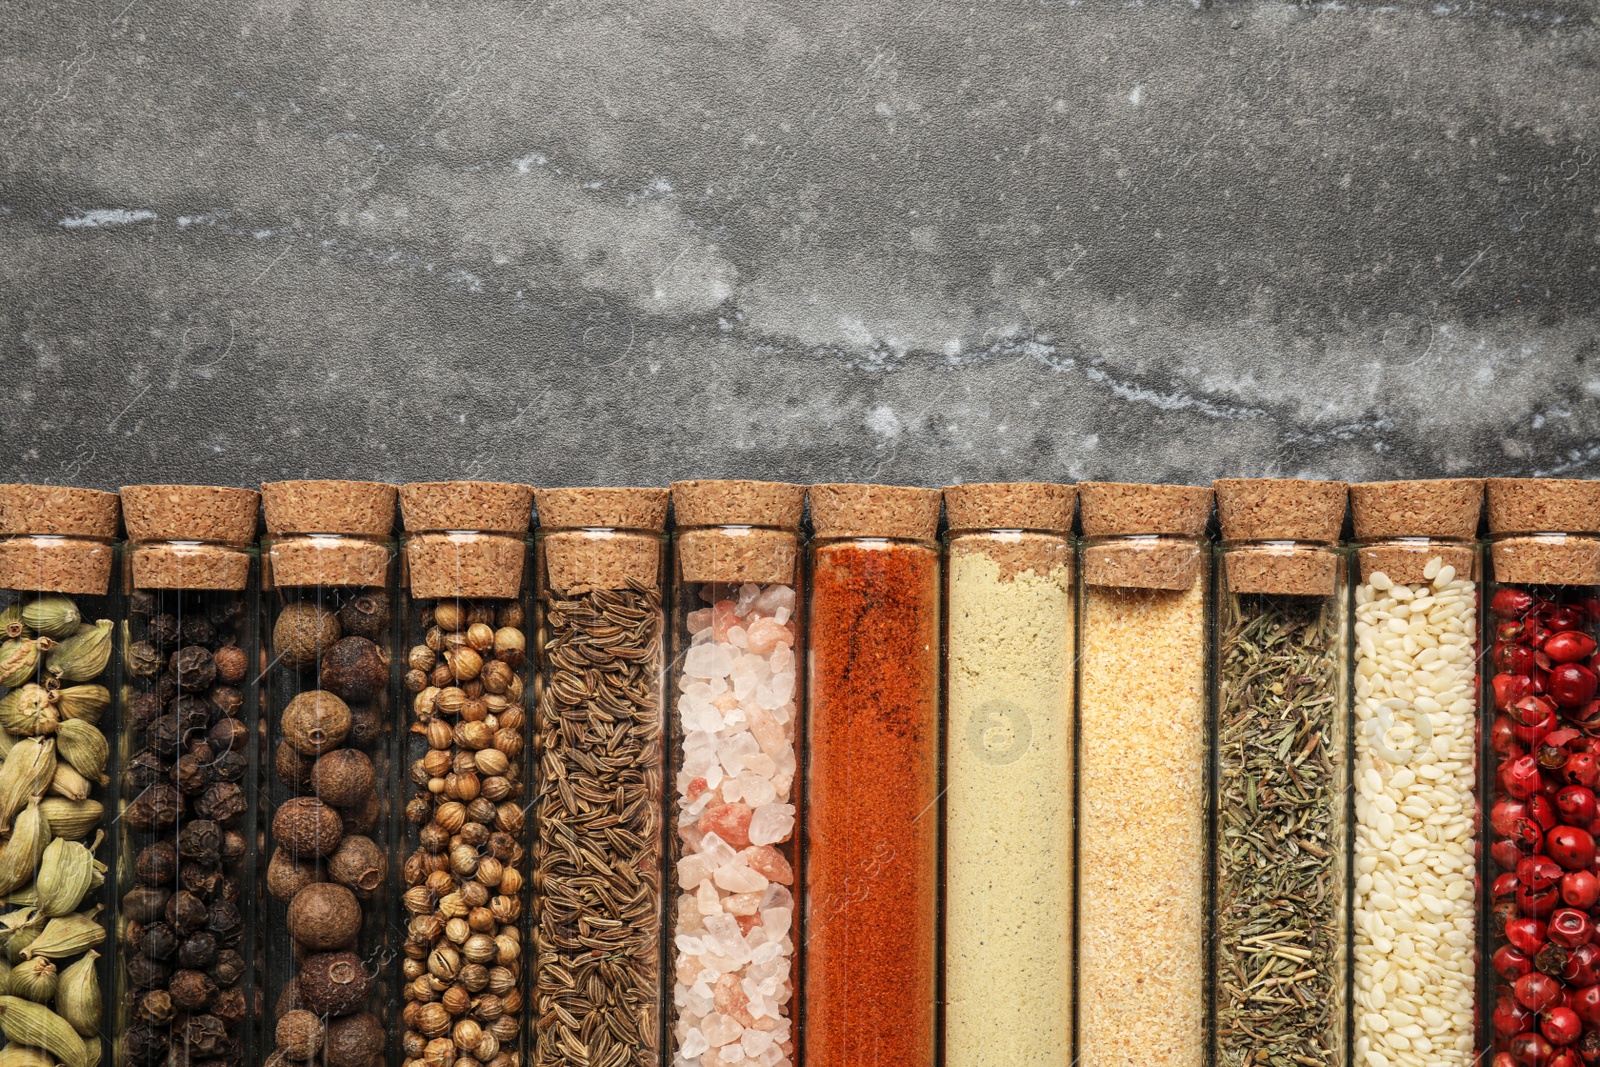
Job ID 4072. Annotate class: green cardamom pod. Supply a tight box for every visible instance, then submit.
[34,800,99,843]
[0,800,52,899]
[0,604,22,638]
[18,599,79,643]
[43,623,110,685]
[0,957,13,993]
[0,688,56,739]
[81,1037,100,1067]
[0,1044,58,1067]
[20,908,104,960]
[51,687,106,729]
[0,742,54,835]
[45,762,88,804]
[0,912,42,968]
[50,724,104,789]
[33,839,93,919]
[52,953,96,1038]
[0,726,15,762]
[5,959,54,1005]
[0,641,43,690]
[0,996,87,1067]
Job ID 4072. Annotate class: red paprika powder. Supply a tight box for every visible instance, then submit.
[804,483,942,1067]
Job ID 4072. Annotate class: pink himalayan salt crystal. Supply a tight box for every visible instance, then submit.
[713,692,741,713]
[735,912,764,937]
[712,601,740,642]
[743,845,793,885]
[700,801,753,850]
[687,777,709,801]
[677,954,702,984]
[715,974,757,1027]
[744,617,794,656]
[688,608,714,634]
[723,891,763,916]
[746,709,786,758]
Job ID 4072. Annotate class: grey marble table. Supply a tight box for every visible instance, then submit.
[1,0,1595,490]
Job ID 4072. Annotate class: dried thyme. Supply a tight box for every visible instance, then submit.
[532,580,663,1067]
[1214,596,1342,1067]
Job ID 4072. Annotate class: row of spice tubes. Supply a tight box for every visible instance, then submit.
[1,476,1599,1067]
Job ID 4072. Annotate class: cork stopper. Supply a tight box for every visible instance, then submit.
[1079,483,1211,590]
[121,485,260,591]
[808,484,940,541]
[536,488,669,596]
[1351,480,1483,584]
[399,482,534,534]
[1488,479,1600,535]
[400,483,534,600]
[949,531,1072,583]
[1487,479,1600,585]
[261,481,398,590]
[672,481,803,586]
[671,481,805,530]
[1214,479,1346,595]
[943,482,1075,533]
[0,486,120,595]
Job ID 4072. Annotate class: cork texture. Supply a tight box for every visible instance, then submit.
[678,527,798,585]
[263,480,398,537]
[533,487,669,532]
[1223,545,1339,596]
[1215,478,1348,543]
[1083,540,1204,591]
[121,484,260,544]
[943,482,1075,533]
[1487,478,1600,535]
[406,532,527,599]
[808,483,941,541]
[1351,479,1483,541]
[543,529,663,595]
[0,485,120,538]
[131,543,252,591]
[671,480,805,529]
[1359,543,1478,586]
[949,530,1072,582]
[0,539,114,596]
[1078,482,1212,538]
[1492,535,1600,586]
[399,481,535,534]
[266,536,395,590]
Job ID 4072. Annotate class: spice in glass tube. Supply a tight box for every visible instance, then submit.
[806,484,940,1067]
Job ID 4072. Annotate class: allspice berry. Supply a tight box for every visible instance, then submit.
[277,1009,325,1061]
[276,740,316,790]
[328,835,387,898]
[320,637,390,703]
[287,882,363,951]
[339,593,390,641]
[311,748,376,808]
[267,847,323,904]
[298,950,371,1017]
[324,1012,385,1067]
[275,978,305,1020]
[273,797,345,858]
[281,690,352,756]
[275,603,343,670]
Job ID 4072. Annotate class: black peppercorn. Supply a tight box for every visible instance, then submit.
[128,692,165,731]
[211,751,248,783]
[181,614,218,648]
[178,931,220,969]
[123,886,172,923]
[207,900,243,940]
[196,782,247,825]
[213,645,248,685]
[135,988,176,1025]
[146,714,185,758]
[221,830,247,862]
[167,890,209,934]
[176,753,210,794]
[208,717,250,754]
[125,1022,170,1066]
[129,640,165,678]
[211,987,249,1027]
[173,694,213,736]
[130,590,156,617]
[180,865,225,898]
[135,841,179,885]
[178,820,223,863]
[180,1011,229,1054]
[210,949,246,987]
[169,969,217,1012]
[153,672,179,706]
[147,612,181,649]
[125,783,183,831]
[126,751,171,790]
[140,922,178,960]
[213,875,242,905]
[127,954,173,990]
[209,685,245,721]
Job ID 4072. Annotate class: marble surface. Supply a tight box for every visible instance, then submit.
[1,0,1596,492]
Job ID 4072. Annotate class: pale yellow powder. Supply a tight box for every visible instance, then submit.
[1078,580,1208,1067]
[945,544,1075,1067]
